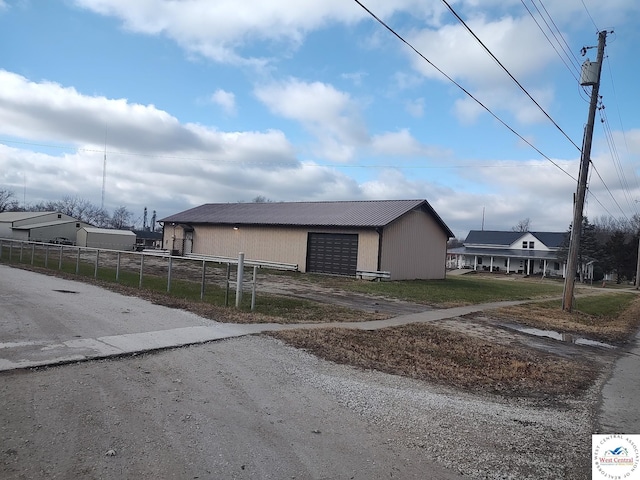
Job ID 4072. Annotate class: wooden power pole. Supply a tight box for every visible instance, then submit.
[562,30,607,312]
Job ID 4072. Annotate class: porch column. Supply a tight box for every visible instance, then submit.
[490,256,494,272]
[563,263,566,278]
[474,256,478,271]
[506,257,510,273]
[543,259,547,278]
[527,259,532,275]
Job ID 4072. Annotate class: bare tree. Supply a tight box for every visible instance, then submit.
[110,206,133,229]
[512,218,531,232]
[251,195,273,203]
[0,189,19,212]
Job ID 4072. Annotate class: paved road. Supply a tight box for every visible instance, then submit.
[2,264,638,437]
[597,330,640,434]
[0,264,531,370]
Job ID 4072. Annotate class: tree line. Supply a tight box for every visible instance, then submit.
[0,188,137,230]
[558,215,640,283]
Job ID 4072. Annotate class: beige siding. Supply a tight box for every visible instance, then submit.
[163,225,381,273]
[355,230,379,272]
[194,225,308,268]
[381,210,448,280]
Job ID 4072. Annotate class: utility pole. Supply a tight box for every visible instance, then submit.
[562,30,607,312]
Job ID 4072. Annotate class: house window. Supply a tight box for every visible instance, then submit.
[504,259,508,267]
[554,262,560,270]
[529,241,535,249]
[477,257,483,265]
[522,241,528,248]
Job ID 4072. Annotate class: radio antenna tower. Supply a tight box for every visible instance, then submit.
[101,125,107,209]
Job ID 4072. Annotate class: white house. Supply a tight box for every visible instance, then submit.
[447,230,569,277]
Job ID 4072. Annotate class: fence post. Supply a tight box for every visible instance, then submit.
[9,242,12,262]
[31,243,35,265]
[235,252,245,308]
[139,253,144,288]
[45,245,49,268]
[58,246,63,270]
[200,260,206,300]
[116,252,121,281]
[167,256,173,293]
[251,265,257,311]
[225,263,230,306]
[76,248,80,274]
[20,243,23,263]
[0,241,2,259]
[94,250,99,278]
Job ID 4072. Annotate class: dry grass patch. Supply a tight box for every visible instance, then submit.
[271,324,598,398]
[489,294,640,344]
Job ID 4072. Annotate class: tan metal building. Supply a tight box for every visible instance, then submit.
[76,227,136,251]
[160,200,453,280]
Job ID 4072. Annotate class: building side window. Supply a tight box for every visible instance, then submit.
[529,241,535,249]
[522,241,528,248]
[477,257,483,265]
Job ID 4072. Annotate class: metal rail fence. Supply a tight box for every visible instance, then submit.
[0,238,298,311]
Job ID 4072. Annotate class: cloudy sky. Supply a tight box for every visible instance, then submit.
[1,0,639,238]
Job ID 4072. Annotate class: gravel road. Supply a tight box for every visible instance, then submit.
[1,334,596,479]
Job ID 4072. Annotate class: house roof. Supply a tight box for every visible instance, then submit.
[13,219,87,230]
[81,227,135,236]
[160,200,454,237]
[464,230,567,248]
[0,211,59,223]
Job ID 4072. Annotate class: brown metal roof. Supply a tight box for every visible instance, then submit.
[160,199,453,236]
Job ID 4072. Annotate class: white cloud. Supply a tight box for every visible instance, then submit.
[370,129,448,158]
[405,98,424,118]
[254,78,368,161]
[72,0,433,65]
[210,89,236,115]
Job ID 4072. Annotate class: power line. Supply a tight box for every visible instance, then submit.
[352,0,576,181]
[440,0,582,152]
[581,0,600,32]
[521,0,580,81]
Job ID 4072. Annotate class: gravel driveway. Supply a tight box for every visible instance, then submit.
[1,335,597,479]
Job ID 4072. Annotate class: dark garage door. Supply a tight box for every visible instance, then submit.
[307,233,358,276]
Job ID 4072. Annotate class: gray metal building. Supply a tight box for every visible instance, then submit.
[0,211,88,243]
[160,199,453,280]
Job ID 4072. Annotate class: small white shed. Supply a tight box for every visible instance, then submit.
[76,227,136,251]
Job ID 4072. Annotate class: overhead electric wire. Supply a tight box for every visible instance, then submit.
[536,0,584,71]
[439,0,582,152]
[581,0,600,32]
[520,0,581,82]
[599,105,638,216]
[351,0,577,182]
[589,162,630,220]
[605,56,640,192]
